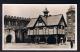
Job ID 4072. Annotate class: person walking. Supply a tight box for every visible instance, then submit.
[70,40,73,48]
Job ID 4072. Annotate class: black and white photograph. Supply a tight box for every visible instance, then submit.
[2,4,77,50]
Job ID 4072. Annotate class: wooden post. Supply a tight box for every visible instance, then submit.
[38,28,39,35]
[36,36,38,43]
[65,34,67,45]
[43,28,44,35]
[53,27,54,34]
[38,36,40,44]
[33,29,35,35]
[57,26,58,34]
[64,27,67,45]
[19,29,22,41]
[36,28,38,35]
[45,36,48,44]
[48,28,49,35]
[56,35,57,44]
[28,29,30,35]
[45,27,46,35]
[61,37,63,45]
[56,26,58,44]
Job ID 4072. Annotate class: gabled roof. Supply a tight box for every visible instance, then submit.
[27,18,37,27]
[41,16,47,24]
[27,15,47,27]
[34,15,47,27]
[27,14,66,27]
[46,14,63,25]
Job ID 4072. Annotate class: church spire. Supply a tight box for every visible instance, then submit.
[43,8,49,17]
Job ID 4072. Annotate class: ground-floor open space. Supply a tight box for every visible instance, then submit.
[23,35,66,44]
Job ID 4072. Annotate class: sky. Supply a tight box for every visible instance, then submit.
[3,4,76,20]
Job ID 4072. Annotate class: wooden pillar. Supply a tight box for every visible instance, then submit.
[61,37,63,45]
[61,25,63,34]
[65,34,67,44]
[36,28,38,35]
[62,26,63,34]
[53,27,54,34]
[38,28,39,35]
[33,29,34,35]
[17,30,22,42]
[17,30,20,38]
[35,36,37,44]
[56,35,58,44]
[37,28,39,43]
[64,27,67,45]
[28,29,30,35]
[45,36,48,44]
[43,28,44,35]
[48,28,49,35]
[34,28,37,43]
[19,30,22,42]
[34,28,36,43]
[35,28,37,35]
[56,26,58,44]
[35,28,38,35]
[38,36,40,44]
[43,27,46,43]
[44,27,46,35]
[63,26,65,34]
[57,26,58,34]
[54,26,57,34]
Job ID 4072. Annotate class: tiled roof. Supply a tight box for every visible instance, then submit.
[27,14,63,27]
[27,18,37,27]
[47,14,62,25]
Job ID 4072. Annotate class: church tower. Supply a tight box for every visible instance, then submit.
[66,6,75,41]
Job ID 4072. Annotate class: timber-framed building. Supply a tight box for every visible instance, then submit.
[4,8,67,44]
[26,8,67,44]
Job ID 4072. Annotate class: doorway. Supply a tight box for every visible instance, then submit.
[6,34,12,43]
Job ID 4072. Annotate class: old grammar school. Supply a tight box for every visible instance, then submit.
[4,6,75,44]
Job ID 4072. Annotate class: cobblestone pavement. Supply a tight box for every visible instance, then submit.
[3,42,76,50]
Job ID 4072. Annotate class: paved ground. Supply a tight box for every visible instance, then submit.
[3,42,76,50]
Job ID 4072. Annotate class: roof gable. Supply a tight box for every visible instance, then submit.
[27,18,37,27]
[34,15,47,27]
[47,14,63,26]
[27,14,67,28]
[58,15,67,27]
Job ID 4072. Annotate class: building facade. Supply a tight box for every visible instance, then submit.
[4,15,30,43]
[66,6,75,41]
[4,8,67,44]
[26,8,67,44]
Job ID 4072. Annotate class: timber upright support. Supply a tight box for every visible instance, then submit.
[34,36,38,44]
[45,36,48,44]
[56,35,58,45]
